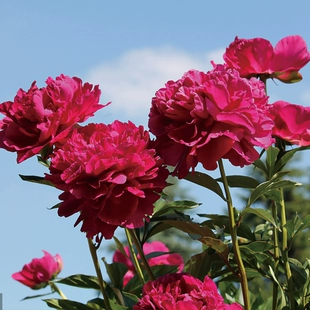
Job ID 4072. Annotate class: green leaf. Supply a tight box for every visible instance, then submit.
[242,208,278,228]
[109,300,129,310]
[247,179,301,207]
[240,241,274,253]
[86,298,106,310]
[153,200,201,217]
[22,292,54,300]
[296,214,310,234]
[289,259,308,290]
[200,236,229,259]
[144,222,173,240]
[252,159,268,175]
[56,274,100,290]
[19,174,55,186]
[185,171,226,200]
[185,250,214,280]
[122,292,139,308]
[103,261,128,290]
[266,146,280,177]
[268,266,288,309]
[247,181,274,206]
[160,219,216,239]
[216,175,260,189]
[44,299,92,310]
[199,214,256,241]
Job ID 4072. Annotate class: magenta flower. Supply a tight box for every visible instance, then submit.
[269,100,310,146]
[133,273,243,309]
[45,121,169,239]
[149,65,274,178]
[113,241,184,286]
[12,251,63,289]
[0,74,105,163]
[223,35,310,83]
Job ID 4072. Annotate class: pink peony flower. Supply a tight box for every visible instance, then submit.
[269,100,310,146]
[133,273,243,309]
[113,241,184,286]
[149,65,274,178]
[0,74,105,163]
[12,250,63,289]
[223,35,310,83]
[45,121,169,239]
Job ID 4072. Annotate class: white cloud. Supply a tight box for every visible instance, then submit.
[85,46,225,126]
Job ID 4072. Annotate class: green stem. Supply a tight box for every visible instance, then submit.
[49,281,67,299]
[125,228,145,284]
[128,229,155,281]
[271,202,279,310]
[87,238,111,310]
[218,159,250,310]
[278,191,295,309]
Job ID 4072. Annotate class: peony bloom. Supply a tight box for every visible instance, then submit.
[149,65,274,178]
[223,35,310,83]
[45,121,169,239]
[12,250,63,289]
[269,100,310,146]
[113,241,184,286]
[0,74,105,163]
[133,273,243,309]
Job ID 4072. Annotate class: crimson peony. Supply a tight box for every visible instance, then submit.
[0,74,104,163]
[133,273,243,309]
[12,251,63,289]
[269,100,310,146]
[113,241,184,286]
[45,121,169,239]
[149,65,274,178]
[223,35,310,83]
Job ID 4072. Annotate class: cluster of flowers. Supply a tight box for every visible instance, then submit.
[3,34,310,309]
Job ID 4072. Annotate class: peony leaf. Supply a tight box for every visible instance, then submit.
[296,214,310,235]
[144,222,173,240]
[216,175,259,188]
[19,174,55,187]
[241,208,277,228]
[185,250,225,280]
[289,259,308,290]
[22,292,54,300]
[246,179,301,207]
[252,159,268,175]
[103,260,128,290]
[240,241,274,253]
[185,171,226,200]
[86,298,106,310]
[199,214,256,241]
[153,200,201,217]
[44,298,92,310]
[56,274,100,290]
[160,219,216,239]
[109,300,129,310]
[274,146,310,173]
[266,146,280,177]
[200,236,229,259]
[122,292,139,308]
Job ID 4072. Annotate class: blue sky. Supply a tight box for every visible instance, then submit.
[1,1,310,309]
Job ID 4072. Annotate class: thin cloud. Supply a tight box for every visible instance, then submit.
[85,46,225,126]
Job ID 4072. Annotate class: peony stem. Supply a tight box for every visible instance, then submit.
[218,159,250,310]
[87,238,111,310]
[278,191,295,310]
[48,281,67,299]
[128,229,155,281]
[125,228,146,285]
[271,202,279,310]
